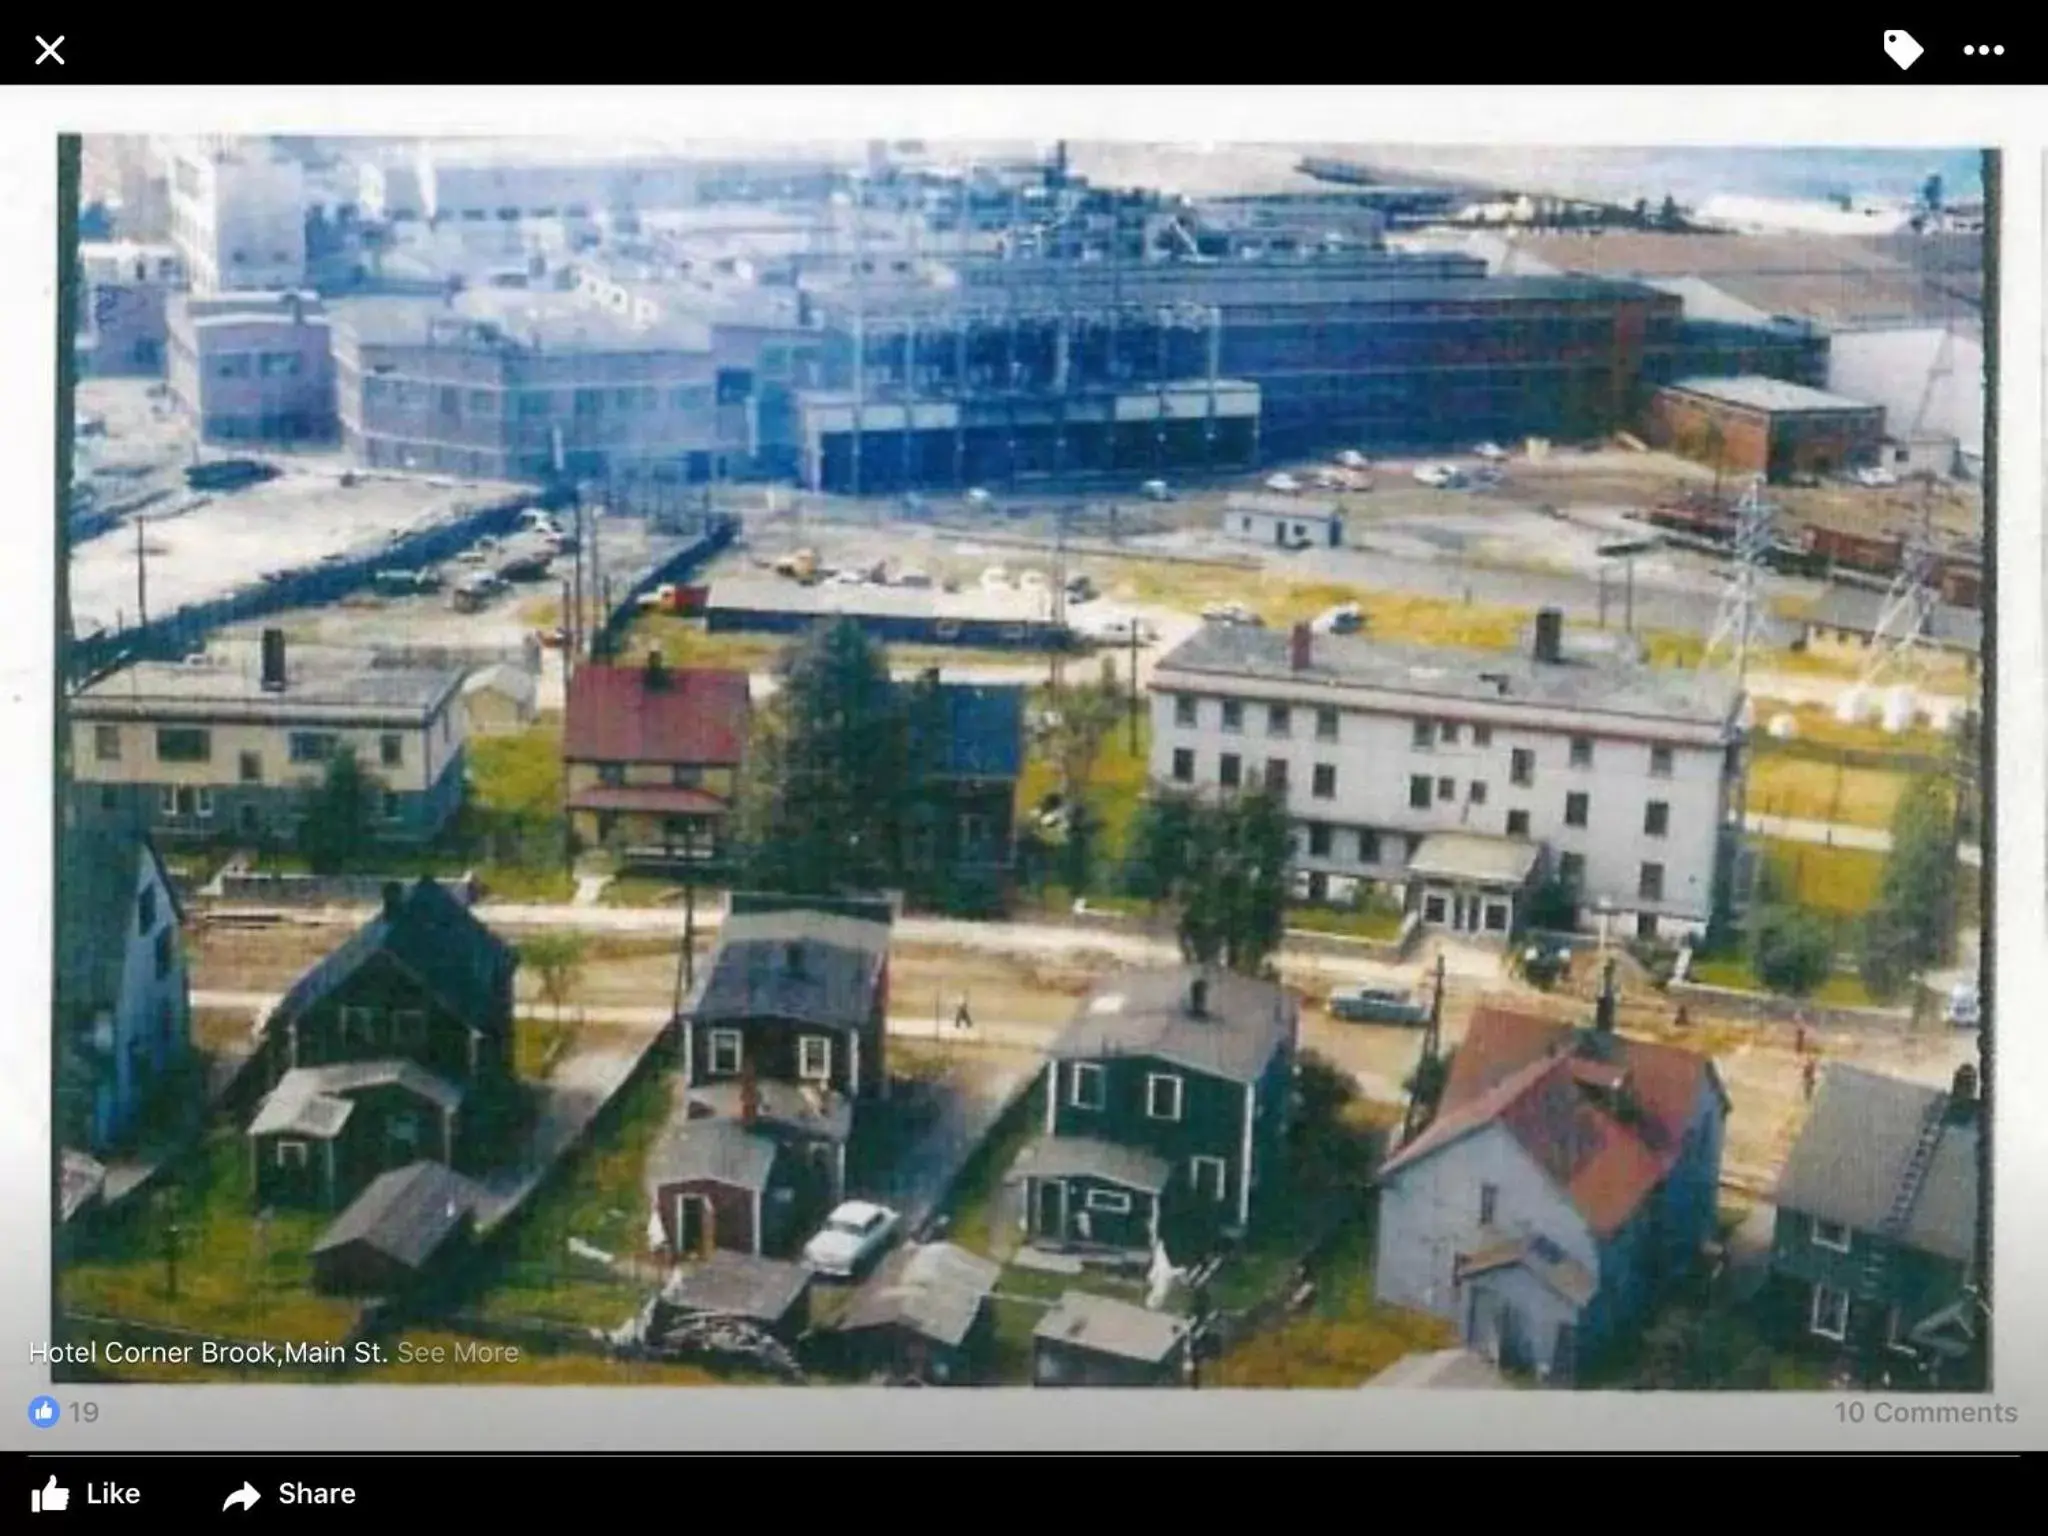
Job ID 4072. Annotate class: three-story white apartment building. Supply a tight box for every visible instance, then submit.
[68,630,468,849]
[1147,611,1744,942]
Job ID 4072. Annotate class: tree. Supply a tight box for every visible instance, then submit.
[298,748,376,874]
[1632,197,1651,228]
[1658,194,1683,231]
[521,932,587,1026]
[1172,785,1291,976]
[1122,789,1199,903]
[1058,799,1098,897]
[1923,172,1944,213]
[1858,775,1957,1000]
[1752,904,1833,997]
[739,619,908,896]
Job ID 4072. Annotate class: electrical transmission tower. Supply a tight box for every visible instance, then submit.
[1855,485,1942,694]
[1698,475,1774,688]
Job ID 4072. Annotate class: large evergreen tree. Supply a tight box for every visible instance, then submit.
[738,619,908,896]
[1171,784,1293,976]
[299,748,377,874]
[1858,774,1957,1000]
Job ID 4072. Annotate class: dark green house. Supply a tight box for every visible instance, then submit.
[1769,1061,1984,1386]
[1006,966,1298,1259]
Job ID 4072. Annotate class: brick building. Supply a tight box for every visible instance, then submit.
[1646,375,1885,485]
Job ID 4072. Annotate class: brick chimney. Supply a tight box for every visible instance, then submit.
[260,627,288,692]
[644,649,669,689]
[1533,608,1564,665]
[1289,622,1312,671]
[1188,973,1209,1018]
[382,881,406,921]
[739,1058,760,1127]
[1595,958,1618,1033]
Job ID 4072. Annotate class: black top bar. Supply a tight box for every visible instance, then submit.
[7,27,2046,84]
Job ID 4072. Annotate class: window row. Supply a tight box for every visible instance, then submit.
[1169,749,1337,798]
[704,1029,835,1082]
[335,1004,431,1049]
[1064,1060,1186,1122]
[596,763,706,789]
[103,725,413,770]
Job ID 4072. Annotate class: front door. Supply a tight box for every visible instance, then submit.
[676,1194,711,1257]
[1036,1179,1067,1241]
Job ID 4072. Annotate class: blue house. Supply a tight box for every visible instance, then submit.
[1373,985,1728,1384]
[902,673,1025,916]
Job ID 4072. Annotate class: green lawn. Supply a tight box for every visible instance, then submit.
[1015,693,1152,874]
[60,1131,362,1343]
[1286,902,1406,942]
[468,1066,672,1332]
[1688,955,1882,1009]
[1760,838,1888,916]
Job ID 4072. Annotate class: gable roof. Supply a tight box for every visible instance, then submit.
[55,826,176,1025]
[564,661,749,766]
[645,1113,779,1193]
[1035,1290,1191,1364]
[247,1059,465,1141]
[1378,1005,1723,1238]
[659,1251,810,1324]
[270,878,516,1038]
[689,908,891,1032]
[907,679,1026,780]
[1006,1134,1173,1195]
[310,1160,484,1270]
[835,1241,1000,1348]
[1773,1063,1978,1263]
[1048,966,1294,1086]
[463,663,538,706]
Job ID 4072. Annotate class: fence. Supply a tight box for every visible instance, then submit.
[589,515,741,659]
[1666,977,1915,1031]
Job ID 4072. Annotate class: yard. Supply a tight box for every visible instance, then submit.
[465,1064,672,1333]
[1687,955,1883,1010]
[1747,753,1909,831]
[59,1129,363,1346]
[1749,699,1956,759]
[1760,838,1888,916]
[1286,900,1407,943]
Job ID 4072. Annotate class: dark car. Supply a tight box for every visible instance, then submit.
[1328,985,1430,1026]
[1520,939,1574,988]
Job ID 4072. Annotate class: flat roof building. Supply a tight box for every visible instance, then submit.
[162,138,307,296]
[166,289,337,448]
[1648,374,1886,485]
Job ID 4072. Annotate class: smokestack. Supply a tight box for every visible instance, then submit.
[1289,622,1312,671]
[1595,958,1617,1033]
[1188,974,1209,1018]
[382,881,405,921]
[260,628,287,692]
[1533,608,1564,665]
[645,649,668,689]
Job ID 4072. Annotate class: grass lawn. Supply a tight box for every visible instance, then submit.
[599,876,690,907]
[1286,903,1406,942]
[1687,955,1883,1009]
[1749,700,1955,759]
[468,718,564,821]
[1015,696,1151,869]
[469,1066,672,1332]
[512,1015,580,1081]
[1761,838,1888,916]
[60,1131,362,1343]
[1747,753,1908,830]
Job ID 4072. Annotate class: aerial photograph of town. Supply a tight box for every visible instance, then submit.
[50,136,1990,1393]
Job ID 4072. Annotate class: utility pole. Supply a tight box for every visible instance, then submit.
[134,516,149,631]
[1401,955,1449,1145]
[1127,618,1140,755]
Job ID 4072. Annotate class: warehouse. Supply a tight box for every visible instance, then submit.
[1800,585,1982,676]
[1221,492,1344,550]
[704,578,1073,650]
[1646,375,1886,484]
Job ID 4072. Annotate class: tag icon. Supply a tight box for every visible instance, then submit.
[1884,30,1924,69]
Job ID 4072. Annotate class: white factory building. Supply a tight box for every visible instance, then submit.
[1824,325,1985,482]
[1146,613,1743,942]
[160,137,308,296]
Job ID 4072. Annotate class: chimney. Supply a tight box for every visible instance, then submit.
[739,1059,760,1127]
[1533,608,1564,665]
[785,941,806,978]
[1188,973,1209,1018]
[1947,1063,1979,1123]
[1289,622,1312,671]
[382,881,405,921]
[644,649,668,689]
[1595,958,1617,1033]
[259,627,288,692]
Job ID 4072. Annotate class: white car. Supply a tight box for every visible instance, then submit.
[1853,466,1899,488]
[1202,601,1261,626]
[1412,464,1464,488]
[803,1200,902,1278]
[1474,441,1509,461]
[1336,449,1371,470]
[1263,472,1302,494]
[966,486,994,505]
[1142,479,1173,501]
[1945,981,1981,1028]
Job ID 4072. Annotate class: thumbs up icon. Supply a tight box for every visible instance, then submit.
[32,1476,70,1512]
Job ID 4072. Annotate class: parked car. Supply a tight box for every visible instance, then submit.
[1852,466,1899,488]
[966,486,994,506]
[803,1201,903,1278]
[1142,479,1173,501]
[1945,980,1981,1028]
[1328,985,1430,1026]
[1520,938,1573,988]
[1263,472,1302,494]
[1474,441,1509,461]
[1412,463,1464,488]
[1336,449,1371,470]
[1312,602,1363,635]
[1202,601,1262,626]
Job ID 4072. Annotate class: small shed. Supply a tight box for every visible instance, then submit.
[1222,492,1344,550]
[247,1059,466,1211]
[1032,1290,1193,1387]
[828,1241,1000,1385]
[309,1160,484,1298]
[656,1250,813,1343]
[645,1111,790,1259]
[462,663,540,735]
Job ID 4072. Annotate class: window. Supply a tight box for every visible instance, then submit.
[672,765,703,788]
[799,1036,833,1082]
[1570,736,1594,768]
[1645,801,1670,837]
[1440,721,1461,745]
[1412,719,1434,750]
[1312,763,1336,799]
[137,887,157,935]
[599,763,627,787]
[1473,724,1493,747]
[1308,822,1333,857]
[1264,759,1289,792]
[393,1009,427,1047]
[1639,862,1666,901]
[1650,745,1674,778]
[155,727,211,763]
[1358,828,1382,864]
[1218,753,1242,789]
[1146,1073,1185,1121]
[239,751,262,784]
[1267,705,1291,738]
[338,1005,376,1043]
[1559,852,1586,888]
[153,928,174,981]
[1221,700,1244,734]
[1510,748,1534,787]
[1809,1284,1850,1341]
[288,732,336,765]
[94,724,120,761]
[1479,1183,1499,1225]
[380,734,404,768]
[1811,1219,1852,1253]
[1409,775,1431,810]
[1565,791,1590,828]
[1190,1155,1228,1202]
[1469,781,1488,806]
[275,1140,309,1169]
[1174,695,1198,728]
[194,788,214,820]
[382,792,403,823]
[1085,1188,1132,1215]
[1436,776,1455,800]
[389,1113,421,1150]
[1315,707,1339,742]
[707,1030,742,1075]
[1068,1062,1106,1110]
[1507,809,1530,837]
[1171,748,1195,784]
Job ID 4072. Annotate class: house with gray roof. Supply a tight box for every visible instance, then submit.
[309,1160,485,1297]
[654,1250,812,1344]
[247,1059,468,1212]
[825,1241,1000,1385]
[1801,584,1981,671]
[1007,966,1298,1257]
[1032,1290,1193,1387]
[54,822,191,1156]
[645,1093,805,1261]
[1769,1062,1984,1381]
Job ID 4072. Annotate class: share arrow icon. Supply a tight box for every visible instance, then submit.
[224,1482,262,1512]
